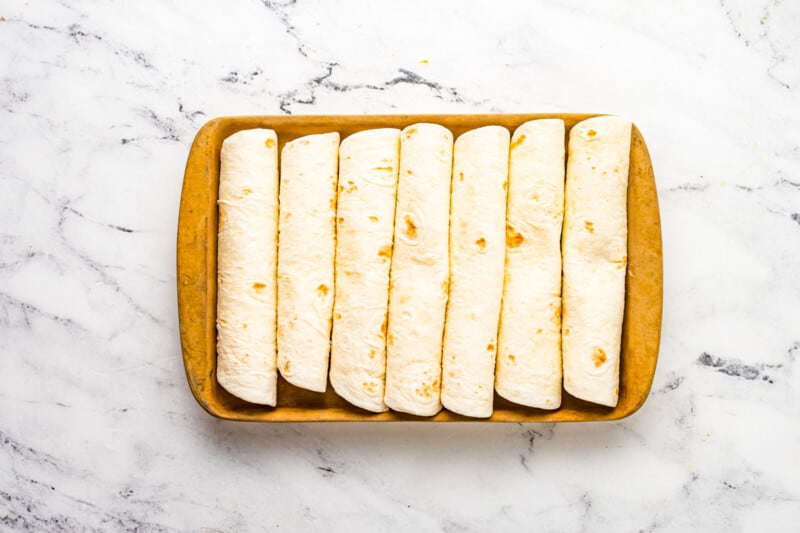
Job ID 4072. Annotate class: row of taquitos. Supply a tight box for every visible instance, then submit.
[215,116,630,417]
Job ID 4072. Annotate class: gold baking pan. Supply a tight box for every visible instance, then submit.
[177,114,662,422]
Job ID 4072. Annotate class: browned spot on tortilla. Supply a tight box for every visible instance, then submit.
[337,216,344,224]
[242,187,252,195]
[369,215,378,223]
[345,180,357,193]
[242,323,248,329]
[459,172,464,181]
[508,354,516,363]
[614,167,620,173]
[506,224,524,248]
[329,197,336,209]
[252,282,266,291]
[284,212,292,221]
[405,127,417,137]
[369,348,376,359]
[510,134,526,150]
[584,221,594,233]
[374,166,393,172]
[334,312,342,320]
[536,328,542,334]
[416,378,439,399]
[587,129,596,138]
[486,343,494,351]
[404,215,417,239]
[283,360,291,372]
[475,237,486,250]
[614,255,628,269]
[503,181,507,191]
[552,303,561,324]
[380,317,387,337]
[338,185,345,193]
[615,386,619,396]
[592,347,607,367]
[406,169,414,175]
[591,166,596,170]
[362,381,376,393]
[265,138,276,148]
[563,328,570,335]
[244,353,249,358]
[317,284,328,296]
[378,245,392,261]
[440,279,448,294]
[387,333,394,346]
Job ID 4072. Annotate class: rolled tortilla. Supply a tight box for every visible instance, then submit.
[277,132,340,393]
[330,128,400,412]
[441,125,510,418]
[216,128,279,405]
[384,124,453,416]
[562,116,631,407]
[496,119,565,409]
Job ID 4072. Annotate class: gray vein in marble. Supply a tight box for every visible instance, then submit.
[667,182,710,192]
[313,447,346,480]
[657,374,685,393]
[8,18,158,89]
[249,0,486,113]
[696,352,782,383]
[59,241,162,326]
[260,0,307,57]
[10,186,169,326]
[1,430,60,471]
[789,341,799,360]
[178,102,205,122]
[274,62,485,114]
[517,424,555,472]
[719,0,753,48]
[142,108,181,142]
[0,292,87,332]
[719,0,794,89]
[1,490,80,533]
[64,206,136,234]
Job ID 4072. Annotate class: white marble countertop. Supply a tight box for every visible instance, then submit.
[1,1,799,531]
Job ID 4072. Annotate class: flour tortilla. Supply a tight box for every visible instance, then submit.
[496,119,565,409]
[330,128,400,412]
[216,128,279,405]
[384,123,453,416]
[277,132,339,393]
[562,116,631,407]
[441,125,510,418]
